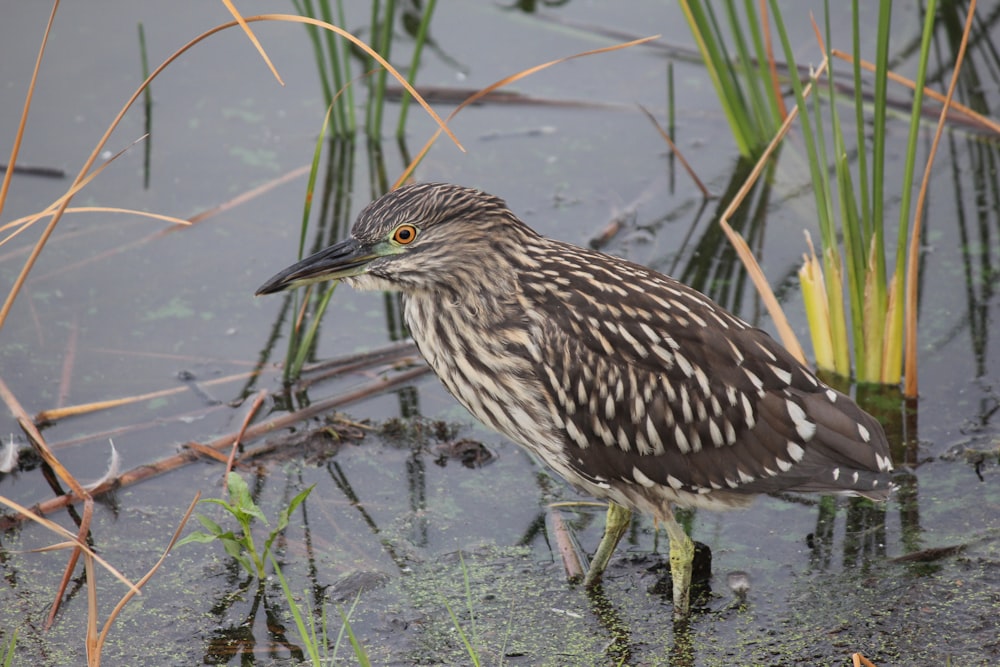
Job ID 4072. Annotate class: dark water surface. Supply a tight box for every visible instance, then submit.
[1,1,998,665]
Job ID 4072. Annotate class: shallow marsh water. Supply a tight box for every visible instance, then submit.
[0,1,999,665]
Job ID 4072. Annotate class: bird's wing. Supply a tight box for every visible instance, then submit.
[518,243,892,500]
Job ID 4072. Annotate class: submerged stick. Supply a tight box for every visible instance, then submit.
[3,366,430,526]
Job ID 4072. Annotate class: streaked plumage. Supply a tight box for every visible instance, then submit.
[257,182,894,616]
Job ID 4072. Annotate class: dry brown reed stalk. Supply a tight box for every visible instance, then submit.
[0,138,189,252]
[296,340,421,390]
[0,0,57,220]
[830,49,1000,136]
[0,495,136,593]
[35,370,263,423]
[758,0,788,120]
[87,493,200,666]
[225,389,268,478]
[219,0,283,86]
[547,504,586,581]
[0,13,456,334]
[27,166,307,284]
[0,375,96,625]
[6,366,430,525]
[852,652,877,667]
[37,341,420,426]
[637,104,711,199]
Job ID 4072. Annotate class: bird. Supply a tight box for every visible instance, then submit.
[256,182,894,619]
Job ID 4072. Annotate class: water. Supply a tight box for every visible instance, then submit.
[1,1,998,664]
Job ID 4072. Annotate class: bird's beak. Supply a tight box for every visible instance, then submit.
[255,237,377,295]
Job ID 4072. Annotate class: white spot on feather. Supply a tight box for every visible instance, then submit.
[675,352,694,378]
[743,369,764,394]
[708,421,724,447]
[565,420,589,448]
[786,400,816,441]
[0,436,18,474]
[674,425,690,454]
[723,419,737,445]
[786,441,805,462]
[694,366,711,396]
[858,423,871,443]
[768,364,793,386]
[740,393,756,428]
[639,322,659,343]
[755,341,777,361]
[633,467,656,488]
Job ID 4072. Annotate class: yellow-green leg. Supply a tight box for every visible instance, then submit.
[663,507,695,619]
[583,502,632,587]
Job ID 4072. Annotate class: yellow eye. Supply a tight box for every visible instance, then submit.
[392,224,418,245]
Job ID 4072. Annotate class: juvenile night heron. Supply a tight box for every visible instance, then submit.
[257,182,893,618]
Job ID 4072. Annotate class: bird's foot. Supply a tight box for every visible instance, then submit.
[583,502,632,587]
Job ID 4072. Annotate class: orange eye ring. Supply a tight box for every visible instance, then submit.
[392,224,418,245]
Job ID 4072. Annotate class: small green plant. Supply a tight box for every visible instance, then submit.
[440,551,483,667]
[2,627,17,667]
[178,472,314,579]
[271,555,371,666]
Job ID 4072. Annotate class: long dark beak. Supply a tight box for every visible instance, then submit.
[255,237,377,295]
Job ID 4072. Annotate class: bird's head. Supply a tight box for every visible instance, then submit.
[256,182,531,296]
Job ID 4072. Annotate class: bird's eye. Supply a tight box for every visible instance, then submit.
[392,224,418,245]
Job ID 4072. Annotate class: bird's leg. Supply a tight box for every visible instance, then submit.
[663,506,695,619]
[583,501,632,587]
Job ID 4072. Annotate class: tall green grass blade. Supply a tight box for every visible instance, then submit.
[811,95,851,376]
[284,104,337,381]
[741,0,783,125]
[823,1,866,376]
[396,0,437,137]
[290,284,336,377]
[720,3,760,128]
[334,0,356,133]
[769,4,829,231]
[833,149,867,372]
[137,22,153,189]
[884,0,938,383]
[705,2,762,149]
[272,558,323,666]
[870,1,892,305]
[319,0,351,135]
[851,0,871,239]
[680,0,753,156]
[2,627,16,667]
[368,0,396,140]
[337,597,372,667]
[441,597,481,667]
[667,60,675,139]
[459,551,479,660]
[294,0,335,108]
